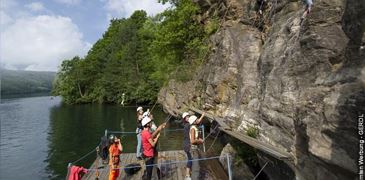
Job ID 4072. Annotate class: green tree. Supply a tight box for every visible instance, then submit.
[150,0,208,83]
[54,2,210,104]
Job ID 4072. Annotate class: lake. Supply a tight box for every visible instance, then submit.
[0,96,196,179]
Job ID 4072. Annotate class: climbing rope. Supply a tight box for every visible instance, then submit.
[107,128,184,135]
[70,143,101,165]
[117,105,152,108]
[164,114,173,123]
[253,161,269,180]
[107,130,136,134]
[203,124,220,141]
[206,130,221,153]
[149,99,159,113]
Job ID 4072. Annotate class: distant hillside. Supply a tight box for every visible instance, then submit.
[1,69,56,95]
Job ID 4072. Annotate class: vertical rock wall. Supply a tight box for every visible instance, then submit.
[159,0,365,179]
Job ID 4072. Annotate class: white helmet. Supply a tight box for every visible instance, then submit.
[182,112,189,119]
[188,115,198,125]
[143,111,149,117]
[137,106,143,112]
[142,117,152,126]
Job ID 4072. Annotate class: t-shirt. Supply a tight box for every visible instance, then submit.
[141,129,154,157]
[183,122,191,152]
[137,114,143,130]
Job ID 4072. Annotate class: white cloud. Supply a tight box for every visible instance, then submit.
[25,2,45,12]
[1,0,31,29]
[0,0,16,27]
[53,0,82,5]
[104,0,170,18]
[0,15,89,71]
[0,10,13,27]
[1,0,18,10]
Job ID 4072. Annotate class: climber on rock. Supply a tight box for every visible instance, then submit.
[256,0,267,15]
[300,0,313,23]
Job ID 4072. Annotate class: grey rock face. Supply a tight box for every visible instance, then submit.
[159,0,365,179]
[220,143,255,180]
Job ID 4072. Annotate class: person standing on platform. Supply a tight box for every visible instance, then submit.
[187,114,205,180]
[136,106,144,160]
[108,134,122,180]
[182,112,193,179]
[141,116,166,180]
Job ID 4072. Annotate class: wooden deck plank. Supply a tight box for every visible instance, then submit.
[119,153,129,180]
[120,153,139,180]
[173,151,179,180]
[220,128,293,161]
[83,150,196,180]
[176,151,184,180]
[158,151,167,179]
[169,151,175,180]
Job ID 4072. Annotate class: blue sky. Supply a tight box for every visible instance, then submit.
[0,0,170,71]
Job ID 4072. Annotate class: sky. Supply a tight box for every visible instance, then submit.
[0,0,170,72]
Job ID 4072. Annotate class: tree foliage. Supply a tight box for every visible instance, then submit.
[54,1,209,104]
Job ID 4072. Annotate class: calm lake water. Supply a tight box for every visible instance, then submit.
[0,96,194,180]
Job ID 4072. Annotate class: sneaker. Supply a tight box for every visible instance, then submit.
[184,176,191,180]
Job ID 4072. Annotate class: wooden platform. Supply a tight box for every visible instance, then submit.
[82,150,188,180]
[189,107,294,161]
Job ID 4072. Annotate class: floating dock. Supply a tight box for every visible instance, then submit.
[82,150,192,180]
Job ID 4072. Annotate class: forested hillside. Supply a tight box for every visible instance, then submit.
[53,0,216,104]
[1,69,55,95]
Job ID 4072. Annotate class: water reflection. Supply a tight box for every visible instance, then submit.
[0,96,60,180]
[46,103,176,179]
[1,96,222,180]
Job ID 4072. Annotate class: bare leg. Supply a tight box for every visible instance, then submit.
[301,5,312,20]
[185,167,191,177]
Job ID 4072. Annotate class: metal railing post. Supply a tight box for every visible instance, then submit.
[226,154,232,180]
[202,125,206,152]
[104,129,108,137]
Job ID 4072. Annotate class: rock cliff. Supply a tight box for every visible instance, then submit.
[159,0,365,179]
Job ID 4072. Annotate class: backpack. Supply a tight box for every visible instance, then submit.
[124,163,142,175]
